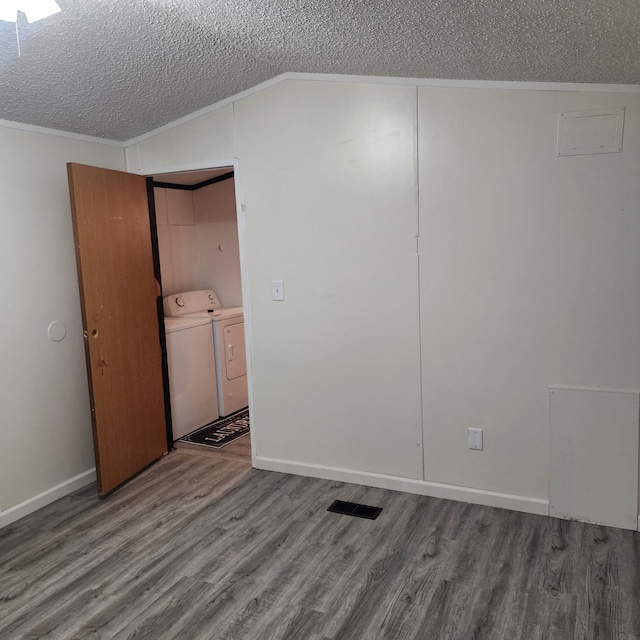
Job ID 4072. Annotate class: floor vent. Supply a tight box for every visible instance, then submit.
[327,500,382,520]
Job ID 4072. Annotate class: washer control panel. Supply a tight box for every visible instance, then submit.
[163,289,223,317]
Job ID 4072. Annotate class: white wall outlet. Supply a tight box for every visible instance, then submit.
[271,279,285,301]
[468,428,483,450]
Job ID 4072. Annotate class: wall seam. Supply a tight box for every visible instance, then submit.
[415,85,426,483]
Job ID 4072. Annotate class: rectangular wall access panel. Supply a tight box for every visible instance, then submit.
[549,387,639,530]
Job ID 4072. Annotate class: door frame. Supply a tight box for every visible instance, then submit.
[145,178,174,450]
[144,160,256,464]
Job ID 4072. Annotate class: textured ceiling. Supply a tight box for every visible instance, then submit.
[0,0,639,141]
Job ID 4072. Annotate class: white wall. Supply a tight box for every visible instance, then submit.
[234,80,424,479]
[126,105,235,175]
[154,179,242,304]
[125,75,640,526]
[418,88,640,507]
[0,124,125,527]
[154,187,199,295]
[193,179,243,307]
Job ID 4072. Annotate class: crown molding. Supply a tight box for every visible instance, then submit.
[0,118,124,146]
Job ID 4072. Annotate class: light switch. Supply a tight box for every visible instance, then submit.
[272,280,284,301]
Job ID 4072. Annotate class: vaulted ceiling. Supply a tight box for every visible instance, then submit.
[1,0,638,141]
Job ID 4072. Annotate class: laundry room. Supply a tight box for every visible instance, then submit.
[151,167,250,451]
[153,168,241,305]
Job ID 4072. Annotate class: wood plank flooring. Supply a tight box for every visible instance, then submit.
[1,450,639,640]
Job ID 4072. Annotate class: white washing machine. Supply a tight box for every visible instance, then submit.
[164,316,219,439]
[164,290,248,416]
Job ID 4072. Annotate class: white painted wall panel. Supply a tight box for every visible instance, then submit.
[0,124,125,519]
[154,187,200,296]
[234,80,423,479]
[169,226,198,294]
[153,186,168,226]
[193,179,243,307]
[418,87,640,501]
[131,105,235,174]
[153,187,169,227]
[156,225,173,294]
[549,387,639,530]
[166,189,194,225]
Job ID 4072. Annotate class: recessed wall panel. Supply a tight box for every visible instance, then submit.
[549,387,639,530]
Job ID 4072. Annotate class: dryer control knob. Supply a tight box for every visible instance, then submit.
[175,297,185,307]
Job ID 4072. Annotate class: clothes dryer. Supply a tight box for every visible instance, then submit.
[164,290,248,416]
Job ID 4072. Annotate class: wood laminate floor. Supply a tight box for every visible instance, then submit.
[1,450,639,640]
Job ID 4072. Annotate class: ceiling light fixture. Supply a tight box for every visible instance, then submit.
[1,0,60,57]
[0,0,61,24]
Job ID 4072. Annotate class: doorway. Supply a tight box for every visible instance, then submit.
[149,166,251,464]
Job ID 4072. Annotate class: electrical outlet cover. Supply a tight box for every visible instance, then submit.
[468,428,483,450]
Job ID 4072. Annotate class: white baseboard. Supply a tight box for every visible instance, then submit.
[0,469,96,530]
[254,456,549,517]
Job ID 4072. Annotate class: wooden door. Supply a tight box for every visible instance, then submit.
[67,163,167,495]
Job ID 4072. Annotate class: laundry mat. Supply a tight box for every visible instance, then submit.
[180,409,250,448]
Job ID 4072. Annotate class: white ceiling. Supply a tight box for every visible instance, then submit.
[1,0,638,141]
